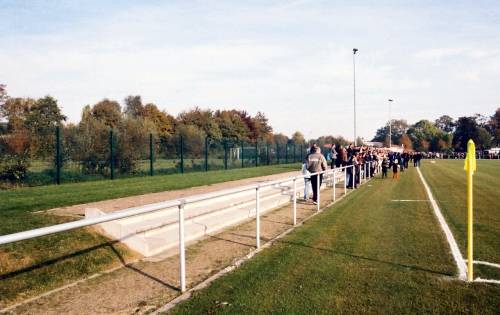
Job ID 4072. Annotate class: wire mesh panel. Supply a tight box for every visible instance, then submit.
[155,136,180,175]
[208,140,225,171]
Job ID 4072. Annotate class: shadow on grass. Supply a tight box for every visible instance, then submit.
[0,239,181,292]
[277,239,453,277]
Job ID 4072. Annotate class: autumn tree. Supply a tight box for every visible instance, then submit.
[0,97,35,132]
[124,95,144,118]
[214,110,249,143]
[490,108,500,146]
[142,103,176,138]
[178,107,222,140]
[25,96,66,158]
[291,131,306,145]
[372,119,409,146]
[87,99,122,128]
[435,115,455,133]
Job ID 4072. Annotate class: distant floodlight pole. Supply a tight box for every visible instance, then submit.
[388,99,393,148]
[353,48,358,146]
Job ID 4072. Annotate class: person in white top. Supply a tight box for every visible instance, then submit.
[301,163,312,200]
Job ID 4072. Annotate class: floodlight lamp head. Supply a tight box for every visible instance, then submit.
[388,99,393,102]
[353,48,358,54]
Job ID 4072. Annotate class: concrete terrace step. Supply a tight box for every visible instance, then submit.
[85,170,346,257]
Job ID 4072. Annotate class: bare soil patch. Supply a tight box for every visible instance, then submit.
[43,171,300,217]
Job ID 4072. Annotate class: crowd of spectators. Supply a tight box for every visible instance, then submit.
[301,143,429,203]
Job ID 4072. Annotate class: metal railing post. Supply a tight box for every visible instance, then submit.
[333,169,336,202]
[178,201,186,292]
[180,136,184,174]
[241,142,244,168]
[204,137,209,172]
[256,187,261,248]
[285,144,289,164]
[317,172,321,212]
[109,128,114,180]
[293,178,297,225]
[55,126,61,185]
[352,164,356,189]
[255,141,258,167]
[149,133,154,176]
[344,167,347,195]
[267,144,270,165]
[276,143,280,164]
[224,141,228,170]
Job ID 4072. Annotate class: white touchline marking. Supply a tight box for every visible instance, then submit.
[416,167,468,281]
[464,259,500,269]
[474,278,500,284]
[391,199,430,202]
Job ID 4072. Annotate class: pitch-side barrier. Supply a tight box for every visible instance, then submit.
[0,162,376,293]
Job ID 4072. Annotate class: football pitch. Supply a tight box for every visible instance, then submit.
[169,160,500,314]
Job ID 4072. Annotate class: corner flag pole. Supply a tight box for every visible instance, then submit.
[464,139,476,282]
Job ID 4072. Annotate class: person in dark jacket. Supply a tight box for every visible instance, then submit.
[382,157,389,178]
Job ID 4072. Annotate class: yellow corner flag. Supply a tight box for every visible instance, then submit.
[464,140,477,174]
[464,139,476,281]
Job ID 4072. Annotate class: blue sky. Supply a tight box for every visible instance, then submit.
[1,0,499,140]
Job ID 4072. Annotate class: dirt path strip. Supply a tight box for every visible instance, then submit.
[40,171,300,217]
[4,172,360,314]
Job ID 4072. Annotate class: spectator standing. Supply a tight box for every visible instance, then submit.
[331,144,338,169]
[392,159,399,179]
[306,146,327,205]
[382,156,389,178]
[301,162,312,200]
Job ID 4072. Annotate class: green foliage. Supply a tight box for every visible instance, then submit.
[453,116,481,151]
[372,119,409,147]
[25,96,66,159]
[491,108,500,146]
[291,131,305,144]
[0,154,30,182]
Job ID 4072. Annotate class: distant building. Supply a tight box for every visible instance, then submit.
[364,141,384,148]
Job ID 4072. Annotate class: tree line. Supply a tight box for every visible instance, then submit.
[371,110,500,152]
[0,84,307,182]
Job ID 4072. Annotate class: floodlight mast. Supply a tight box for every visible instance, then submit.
[388,99,393,148]
[353,48,358,146]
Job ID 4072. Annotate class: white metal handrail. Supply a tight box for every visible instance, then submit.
[0,161,377,293]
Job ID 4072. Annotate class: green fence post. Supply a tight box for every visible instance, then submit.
[55,126,61,185]
[180,136,184,174]
[205,137,209,172]
[267,144,270,165]
[293,144,296,163]
[109,128,114,180]
[149,133,154,176]
[224,141,228,170]
[285,143,289,164]
[276,143,279,164]
[255,141,258,167]
[241,141,244,168]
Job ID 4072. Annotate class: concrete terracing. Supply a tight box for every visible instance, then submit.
[86,171,345,257]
